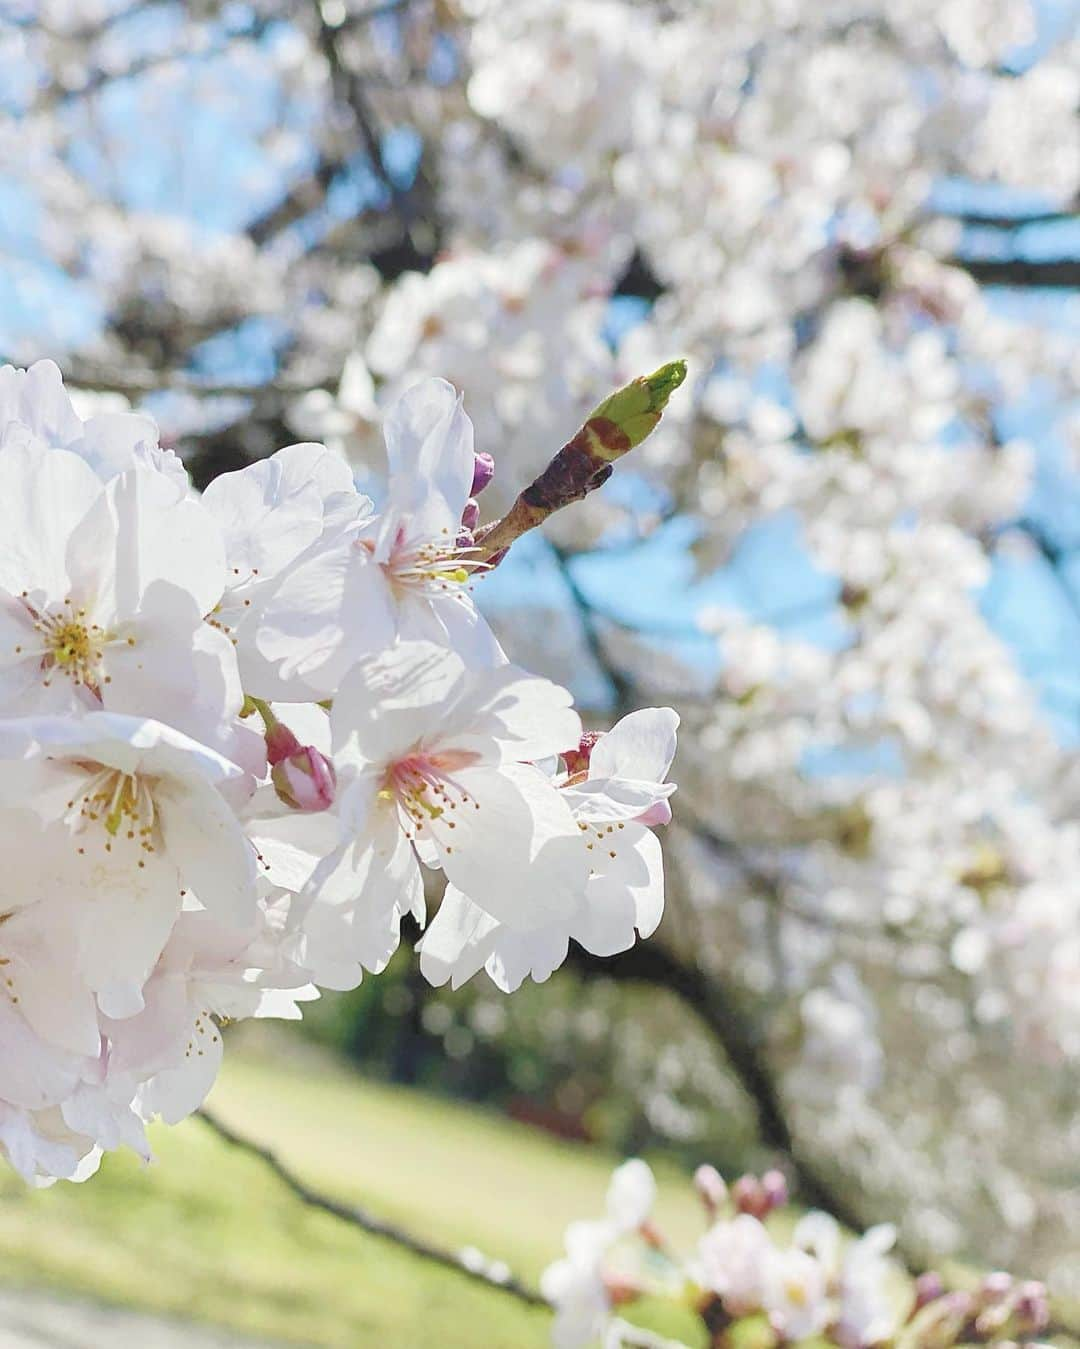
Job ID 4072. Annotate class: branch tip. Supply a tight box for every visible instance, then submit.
[473,360,689,565]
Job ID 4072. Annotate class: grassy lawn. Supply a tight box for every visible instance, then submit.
[0,1036,708,1348]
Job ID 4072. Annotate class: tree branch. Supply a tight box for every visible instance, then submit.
[195,1105,549,1309]
[949,208,1078,229]
[29,359,336,405]
[560,941,869,1240]
[951,256,1080,287]
[540,545,873,1240]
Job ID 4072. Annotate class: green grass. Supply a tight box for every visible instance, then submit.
[0,1038,708,1348]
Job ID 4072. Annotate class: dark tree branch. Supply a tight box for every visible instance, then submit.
[539,540,873,1235]
[196,1105,548,1309]
[247,150,351,245]
[951,256,1080,287]
[339,0,415,26]
[950,208,1078,229]
[561,940,869,1239]
[312,0,438,269]
[3,359,338,419]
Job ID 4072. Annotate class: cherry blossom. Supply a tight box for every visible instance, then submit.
[0,359,678,1185]
[419,708,677,991]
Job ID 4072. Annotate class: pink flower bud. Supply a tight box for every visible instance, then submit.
[471,451,495,497]
[461,498,481,533]
[1014,1282,1049,1334]
[265,720,335,812]
[272,747,337,813]
[760,1169,788,1213]
[731,1174,769,1219]
[979,1273,1013,1304]
[693,1164,727,1213]
[914,1272,946,1312]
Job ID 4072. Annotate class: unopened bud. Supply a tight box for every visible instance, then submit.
[913,1272,946,1312]
[904,1291,974,1349]
[693,1164,727,1214]
[587,360,688,453]
[471,451,495,497]
[563,731,603,777]
[760,1169,789,1213]
[461,498,481,533]
[731,1175,769,1219]
[272,747,337,812]
[265,720,335,812]
[979,1272,1014,1304]
[1014,1282,1050,1336]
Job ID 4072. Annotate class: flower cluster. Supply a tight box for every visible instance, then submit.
[542,1160,1052,1349]
[0,360,677,1184]
[8,0,1080,1294]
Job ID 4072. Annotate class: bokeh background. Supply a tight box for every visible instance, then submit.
[0,1,1078,1345]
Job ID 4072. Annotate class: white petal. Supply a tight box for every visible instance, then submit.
[430,763,587,929]
[383,378,474,537]
[441,664,581,763]
[139,1012,224,1124]
[485,921,572,993]
[0,444,102,600]
[607,1159,656,1229]
[156,779,257,925]
[0,903,100,1055]
[417,888,499,988]
[302,805,420,984]
[563,777,676,824]
[572,825,664,956]
[331,640,468,767]
[590,708,680,784]
[256,530,394,692]
[201,452,325,582]
[107,468,227,619]
[76,411,160,481]
[0,1000,84,1110]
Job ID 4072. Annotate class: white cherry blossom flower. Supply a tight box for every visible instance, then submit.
[418,708,677,991]
[257,380,501,696]
[201,440,372,700]
[301,640,586,985]
[693,1213,775,1317]
[0,443,235,745]
[0,359,176,486]
[541,1160,657,1349]
[0,713,257,1015]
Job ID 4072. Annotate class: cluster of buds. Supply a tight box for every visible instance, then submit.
[692,1163,790,1220]
[902,1272,1051,1348]
[729,1169,789,1220]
